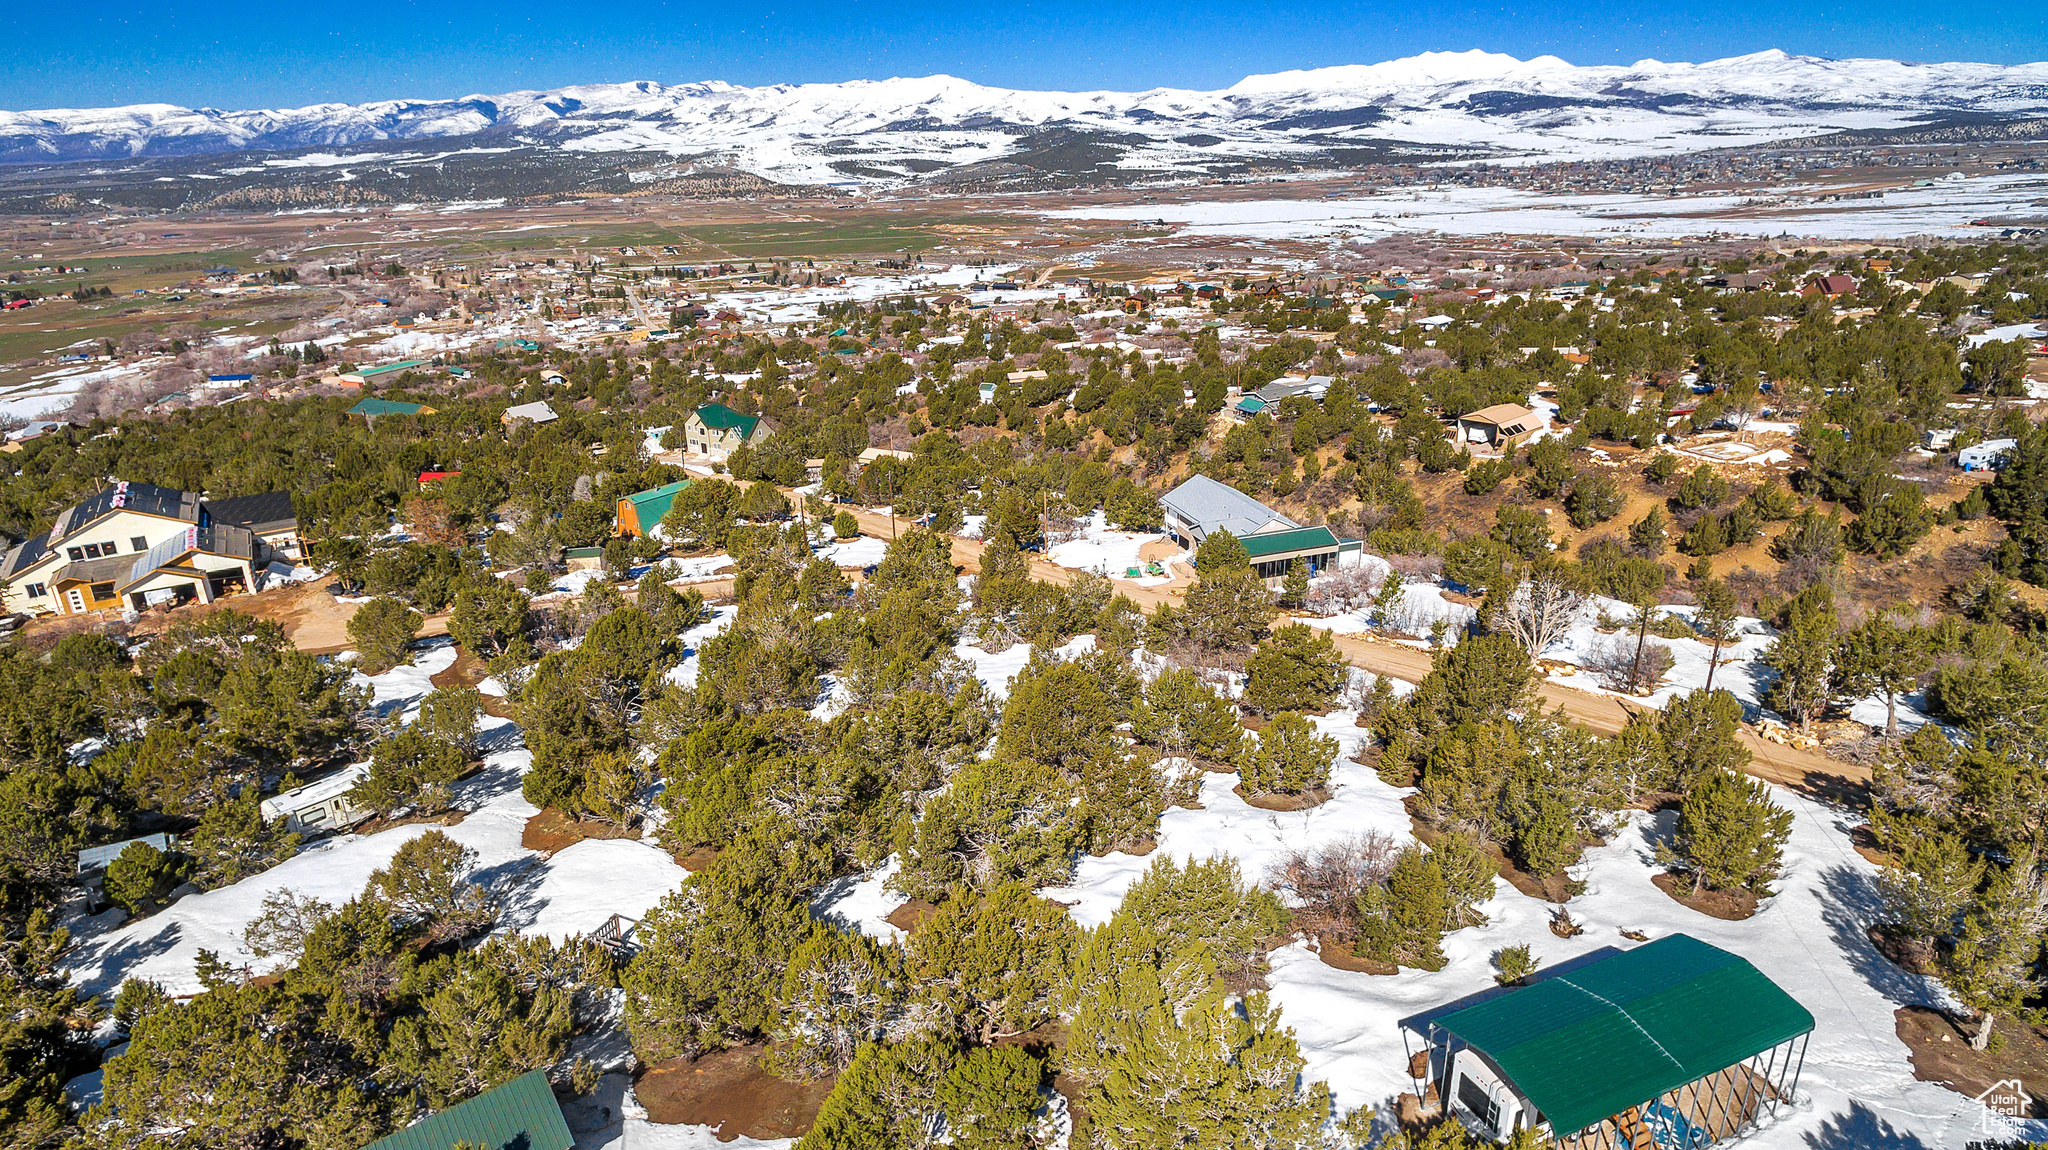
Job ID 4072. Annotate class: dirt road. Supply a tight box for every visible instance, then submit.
[834,504,1867,797]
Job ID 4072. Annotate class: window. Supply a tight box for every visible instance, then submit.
[81,543,101,559]
[89,582,115,602]
[1456,1073,1501,1134]
[25,583,45,598]
[66,547,83,561]
[131,536,148,552]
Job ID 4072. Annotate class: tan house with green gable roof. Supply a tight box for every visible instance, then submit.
[683,402,773,462]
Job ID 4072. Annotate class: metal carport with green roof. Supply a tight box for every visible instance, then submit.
[1406,934,1813,1147]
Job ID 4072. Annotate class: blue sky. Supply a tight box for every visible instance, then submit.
[4,0,2044,110]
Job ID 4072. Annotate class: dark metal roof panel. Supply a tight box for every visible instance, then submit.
[365,1070,572,1150]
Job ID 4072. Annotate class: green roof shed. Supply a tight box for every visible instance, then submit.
[365,1070,572,1150]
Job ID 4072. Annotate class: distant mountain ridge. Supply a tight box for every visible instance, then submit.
[6,49,2048,185]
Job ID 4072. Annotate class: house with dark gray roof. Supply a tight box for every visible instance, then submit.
[0,481,300,617]
[1161,475,1298,546]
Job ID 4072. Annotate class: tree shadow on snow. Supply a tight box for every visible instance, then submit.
[1816,863,1939,1007]
[475,855,549,934]
[68,918,185,997]
[1800,1101,1932,1150]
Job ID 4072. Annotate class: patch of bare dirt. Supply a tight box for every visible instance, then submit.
[634,1046,836,1140]
[1896,1006,2048,1116]
[430,643,516,719]
[1650,871,1759,921]
[672,846,720,871]
[1868,924,1940,977]
[1312,933,1396,975]
[1850,824,1895,869]
[522,809,641,854]
[885,899,939,935]
[353,808,467,836]
[1234,784,1331,811]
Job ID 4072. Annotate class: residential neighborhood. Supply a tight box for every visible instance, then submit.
[0,53,2046,1150]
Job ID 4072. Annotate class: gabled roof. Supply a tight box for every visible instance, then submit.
[1161,474,1295,540]
[692,402,761,437]
[121,524,260,593]
[619,480,691,529]
[1459,403,1541,436]
[1,532,52,580]
[365,1070,572,1150]
[503,401,559,424]
[51,482,199,543]
[77,833,175,873]
[1431,934,1814,1137]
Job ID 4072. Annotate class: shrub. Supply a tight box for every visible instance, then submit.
[1267,833,1399,943]
[1564,473,1625,528]
[1585,634,1674,693]
[1236,712,1339,795]
[345,596,422,674]
[1493,943,1540,985]
[1462,457,1514,496]
[832,510,859,540]
[1240,624,1346,714]
[104,840,187,915]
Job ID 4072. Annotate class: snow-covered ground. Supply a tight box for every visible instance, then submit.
[1044,511,1186,587]
[1302,571,1931,733]
[58,559,1995,1146]
[1042,173,2048,242]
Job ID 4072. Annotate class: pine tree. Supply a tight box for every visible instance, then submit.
[768,925,906,1079]
[1065,916,1330,1150]
[1943,852,2048,1050]
[1278,558,1311,609]
[1692,578,1741,693]
[1241,624,1347,714]
[1356,847,1450,971]
[1656,688,1750,788]
[351,726,465,819]
[1834,614,1932,736]
[1878,832,1981,944]
[1236,712,1340,796]
[365,830,496,942]
[1674,767,1793,895]
[1764,584,1838,733]
[1133,667,1244,765]
[345,596,423,674]
[104,840,186,915]
[906,882,1075,1044]
[1370,569,1407,631]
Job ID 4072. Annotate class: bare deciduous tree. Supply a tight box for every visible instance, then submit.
[1489,573,1586,659]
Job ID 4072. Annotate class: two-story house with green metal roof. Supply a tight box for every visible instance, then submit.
[682,403,773,463]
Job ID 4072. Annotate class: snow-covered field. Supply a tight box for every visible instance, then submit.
[1043,173,2048,242]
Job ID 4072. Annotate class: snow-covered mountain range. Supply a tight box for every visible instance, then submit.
[6,50,2048,184]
